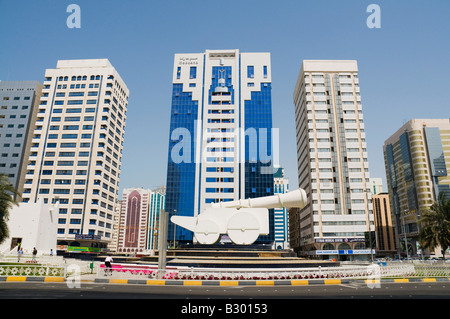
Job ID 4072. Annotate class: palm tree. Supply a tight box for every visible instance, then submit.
[0,173,19,245]
[418,193,450,259]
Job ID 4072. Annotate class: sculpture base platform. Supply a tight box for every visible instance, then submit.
[143,244,340,269]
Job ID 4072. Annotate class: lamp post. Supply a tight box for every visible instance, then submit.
[172,209,177,249]
[417,213,424,260]
[157,209,168,278]
[401,210,409,259]
[369,228,374,262]
[365,189,374,262]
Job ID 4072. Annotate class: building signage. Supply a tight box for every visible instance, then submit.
[178,57,199,65]
[315,238,365,243]
[75,234,101,241]
[316,250,339,255]
[315,249,375,255]
[68,246,101,253]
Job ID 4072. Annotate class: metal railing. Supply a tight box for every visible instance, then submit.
[405,260,450,278]
[94,261,438,281]
[0,264,65,277]
[3,259,448,281]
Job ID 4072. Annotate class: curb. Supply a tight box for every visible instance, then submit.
[0,276,65,282]
[366,277,450,283]
[2,276,449,286]
[92,277,450,286]
[93,278,352,286]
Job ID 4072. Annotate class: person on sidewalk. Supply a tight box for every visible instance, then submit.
[32,247,37,263]
[104,255,113,276]
[17,248,23,262]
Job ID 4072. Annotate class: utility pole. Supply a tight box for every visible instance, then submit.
[157,209,168,279]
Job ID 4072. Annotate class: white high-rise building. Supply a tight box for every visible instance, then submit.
[273,166,289,250]
[21,59,129,251]
[369,178,383,195]
[291,60,374,261]
[0,81,43,200]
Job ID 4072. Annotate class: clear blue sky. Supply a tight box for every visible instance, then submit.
[1,0,449,197]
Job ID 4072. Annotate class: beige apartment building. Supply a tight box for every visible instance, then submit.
[21,59,129,251]
[290,60,374,261]
[383,119,450,257]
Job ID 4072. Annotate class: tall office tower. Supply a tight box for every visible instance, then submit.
[148,186,165,252]
[117,187,165,255]
[291,60,374,261]
[21,59,129,250]
[383,119,450,256]
[165,49,275,245]
[372,193,397,257]
[273,166,289,250]
[0,81,42,199]
[118,188,151,254]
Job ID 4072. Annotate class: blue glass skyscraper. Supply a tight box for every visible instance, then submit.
[165,50,275,245]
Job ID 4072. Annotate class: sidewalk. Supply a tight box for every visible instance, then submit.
[4,258,450,286]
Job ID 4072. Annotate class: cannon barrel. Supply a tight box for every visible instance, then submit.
[210,188,307,209]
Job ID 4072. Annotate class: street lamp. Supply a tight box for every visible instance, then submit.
[157,209,168,278]
[417,213,424,260]
[401,210,409,259]
[365,189,374,262]
[368,228,374,262]
[172,209,177,249]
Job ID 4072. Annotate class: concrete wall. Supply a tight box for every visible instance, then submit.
[0,198,58,256]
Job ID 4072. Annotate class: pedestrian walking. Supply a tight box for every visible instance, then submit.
[104,255,113,276]
[17,248,23,262]
[32,247,37,263]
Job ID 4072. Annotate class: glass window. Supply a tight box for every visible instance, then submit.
[66,108,82,113]
[189,66,197,79]
[65,117,80,122]
[247,65,254,78]
[61,134,78,139]
[67,100,83,105]
[69,92,84,97]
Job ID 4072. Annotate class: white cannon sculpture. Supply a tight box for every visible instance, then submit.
[170,189,307,245]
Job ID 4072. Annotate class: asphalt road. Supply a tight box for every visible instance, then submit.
[1,281,446,316]
[1,280,449,299]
